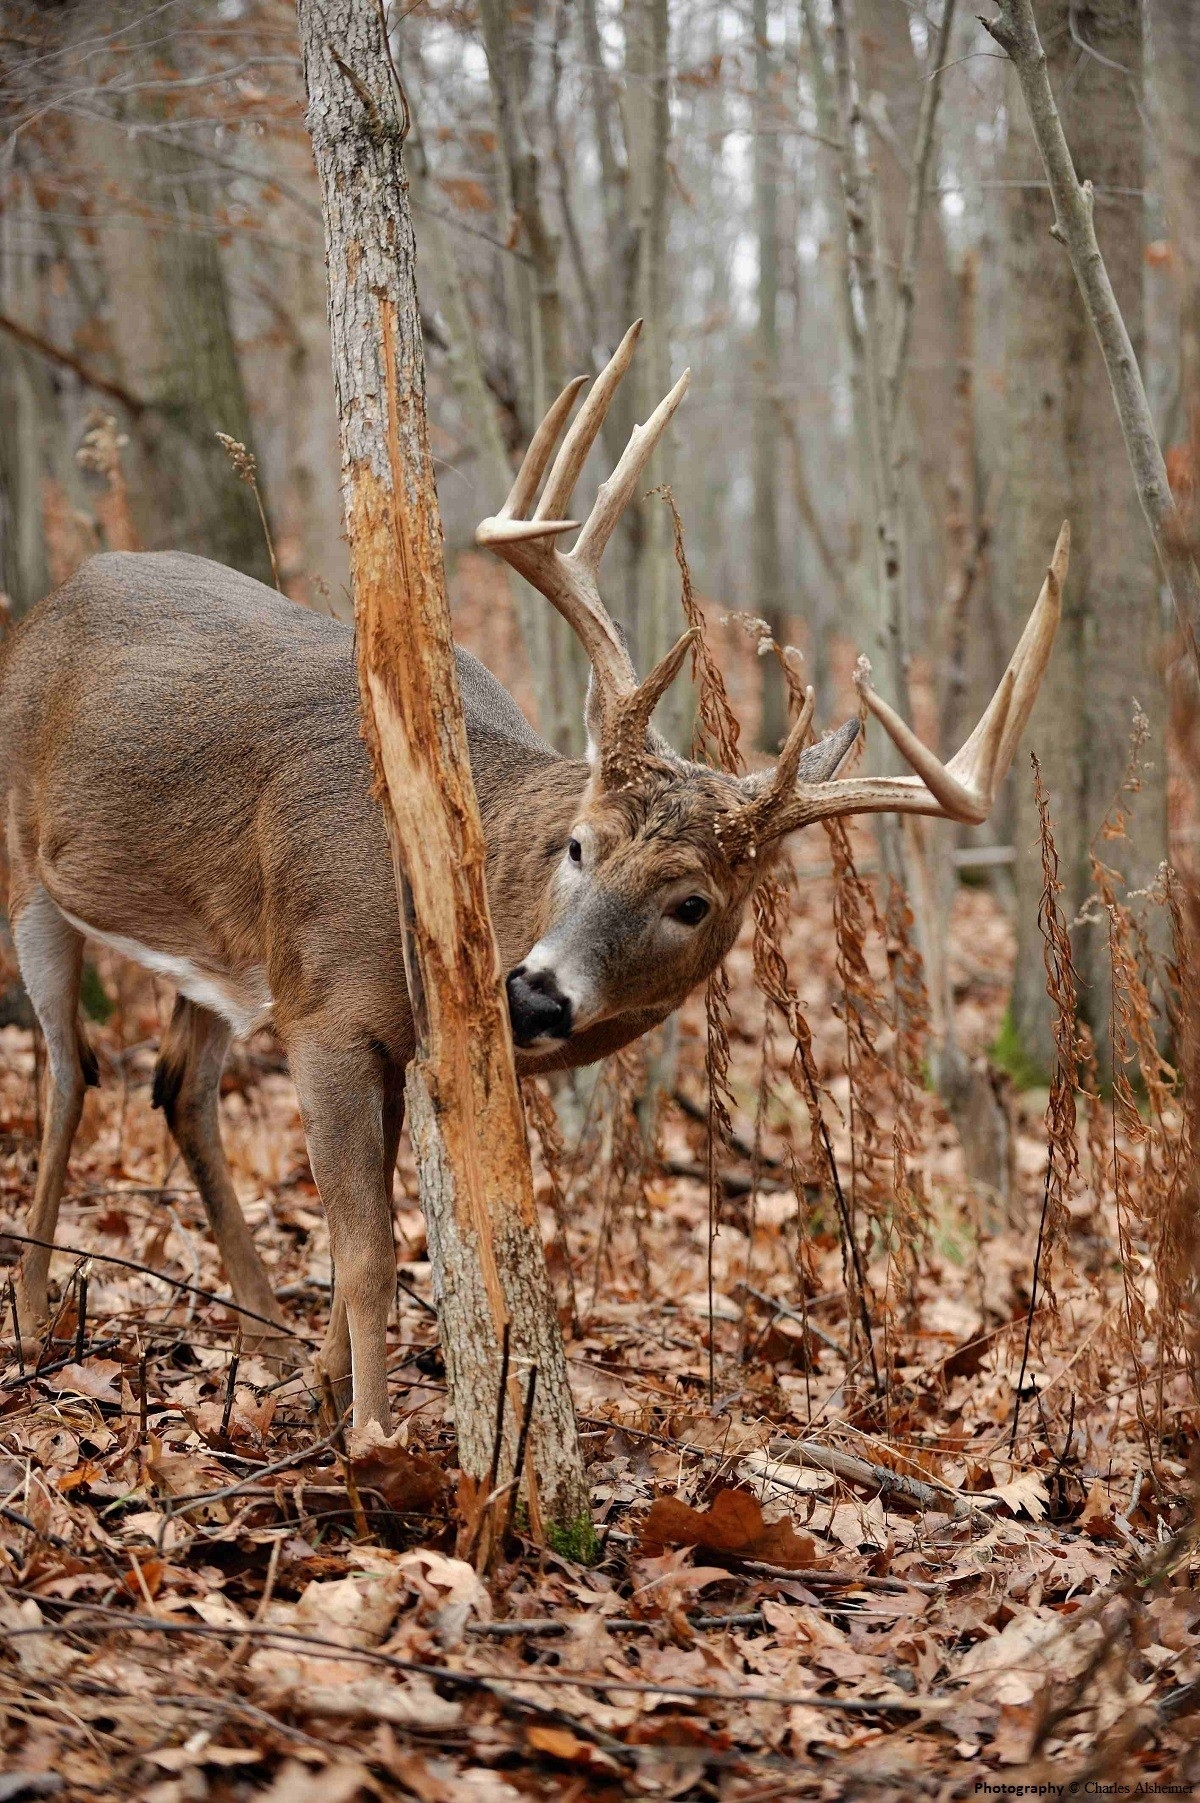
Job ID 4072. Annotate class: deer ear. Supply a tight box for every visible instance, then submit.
[794,717,859,782]
[736,717,859,794]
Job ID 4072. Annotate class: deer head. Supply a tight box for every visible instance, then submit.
[478,322,1068,1050]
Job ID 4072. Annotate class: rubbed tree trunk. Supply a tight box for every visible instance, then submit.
[296,0,591,1553]
[752,0,787,752]
[1005,0,1166,1076]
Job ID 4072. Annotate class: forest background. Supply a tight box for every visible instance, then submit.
[2,0,1200,1796]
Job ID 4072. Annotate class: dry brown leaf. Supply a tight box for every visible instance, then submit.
[296,1675,461,1729]
[523,1725,621,1771]
[979,1469,1049,1522]
[43,1359,121,1403]
[1078,1480,1125,1542]
[638,1485,818,1567]
[255,1758,378,1803]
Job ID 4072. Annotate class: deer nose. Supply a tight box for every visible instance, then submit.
[506,966,573,1046]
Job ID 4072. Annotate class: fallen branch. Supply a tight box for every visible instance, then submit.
[982,0,1200,677]
[752,1438,993,1519]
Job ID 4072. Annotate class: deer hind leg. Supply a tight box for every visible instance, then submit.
[153,997,295,1358]
[290,1040,397,1431]
[11,885,97,1335]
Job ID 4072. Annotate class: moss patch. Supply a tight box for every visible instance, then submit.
[546,1514,600,1566]
[991,1003,1048,1091]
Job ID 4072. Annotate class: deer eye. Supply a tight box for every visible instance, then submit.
[567,837,583,866]
[672,895,710,927]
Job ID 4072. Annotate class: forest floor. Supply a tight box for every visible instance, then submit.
[1,595,1198,1801]
[1,851,1196,1801]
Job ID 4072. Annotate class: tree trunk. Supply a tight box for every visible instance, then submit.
[1005,0,1166,1076]
[854,0,959,614]
[753,0,787,752]
[297,0,591,1553]
[88,79,274,583]
[477,0,588,754]
[1147,0,1200,547]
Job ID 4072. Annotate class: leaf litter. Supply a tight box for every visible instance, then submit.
[1,617,1198,1799]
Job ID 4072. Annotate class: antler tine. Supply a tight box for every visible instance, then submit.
[534,320,644,523]
[571,367,692,577]
[854,663,1011,824]
[746,524,1069,844]
[771,685,817,795]
[980,519,1069,780]
[475,375,587,544]
[850,519,1069,824]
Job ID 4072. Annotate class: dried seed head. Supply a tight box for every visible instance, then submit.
[216,432,258,486]
[76,412,129,480]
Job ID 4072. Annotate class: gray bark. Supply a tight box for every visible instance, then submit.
[753,0,788,753]
[1001,0,1167,1074]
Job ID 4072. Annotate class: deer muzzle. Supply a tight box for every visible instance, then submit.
[506,965,574,1047]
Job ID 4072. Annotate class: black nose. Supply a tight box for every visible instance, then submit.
[506,966,573,1047]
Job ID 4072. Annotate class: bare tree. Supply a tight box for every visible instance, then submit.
[477,0,588,752]
[998,0,1166,1073]
[753,0,788,752]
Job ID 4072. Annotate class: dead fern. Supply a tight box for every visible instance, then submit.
[76,410,139,553]
[1011,753,1082,1451]
[660,487,739,1403]
[216,431,280,591]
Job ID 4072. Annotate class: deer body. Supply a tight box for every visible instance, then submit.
[3,325,1068,1430]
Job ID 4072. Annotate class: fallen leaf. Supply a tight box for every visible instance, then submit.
[1078,1481,1124,1542]
[297,1675,461,1729]
[979,1469,1049,1522]
[0,1596,81,1680]
[638,1485,818,1567]
[43,1359,121,1403]
[255,1757,377,1803]
[523,1725,619,1771]
[959,1609,1103,1706]
[340,1427,448,1514]
[55,1462,102,1493]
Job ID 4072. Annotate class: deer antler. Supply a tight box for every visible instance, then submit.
[476,321,692,771]
[741,521,1069,845]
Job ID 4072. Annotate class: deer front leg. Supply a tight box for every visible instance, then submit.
[288,1041,397,1431]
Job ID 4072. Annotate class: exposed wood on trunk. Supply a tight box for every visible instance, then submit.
[296,0,590,1548]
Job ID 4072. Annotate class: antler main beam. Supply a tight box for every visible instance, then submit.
[476,321,691,715]
[756,522,1069,840]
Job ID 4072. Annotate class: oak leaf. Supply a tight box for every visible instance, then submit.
[638,1485,818,1567]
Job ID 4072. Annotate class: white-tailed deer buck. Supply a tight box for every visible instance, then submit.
[1,322,1068,1429]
